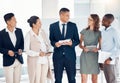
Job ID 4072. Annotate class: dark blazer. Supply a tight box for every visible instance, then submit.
[0,28,24,66]
[49,21,80,61]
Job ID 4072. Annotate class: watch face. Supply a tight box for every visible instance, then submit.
[109,57,112,61]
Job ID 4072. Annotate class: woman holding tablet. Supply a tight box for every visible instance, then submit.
[79,14,101,83]
[24,16,52,83]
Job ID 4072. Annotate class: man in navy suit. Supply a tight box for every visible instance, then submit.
[49,8,79,83]
[0,13,24,83]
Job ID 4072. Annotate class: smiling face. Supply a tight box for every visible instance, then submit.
[87,14,100,31]
[102,17,111,27]
[7,16,17,28]
[88,16,94,26]
[33,19,42,29]
[60,12,70,23]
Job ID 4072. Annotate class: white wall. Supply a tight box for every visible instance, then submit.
[0,0,42,36]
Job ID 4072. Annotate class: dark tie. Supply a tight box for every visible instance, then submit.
[62,24,65,39]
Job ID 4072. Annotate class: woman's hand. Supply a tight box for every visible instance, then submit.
[83,47,89,52]
[46,53,51,56]
[92,48,99,53]
[39,51,45,57]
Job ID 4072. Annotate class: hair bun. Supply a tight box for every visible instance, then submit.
[27,19,30,23]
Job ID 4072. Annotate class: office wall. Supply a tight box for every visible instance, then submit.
[0,0,120,78]
[0,0,42,36]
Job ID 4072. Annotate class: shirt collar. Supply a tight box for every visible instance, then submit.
[6,27,16,33]
[59,20,67,25]
[104,26,112,31]
[30,28,42,36]
[30,29,36,36]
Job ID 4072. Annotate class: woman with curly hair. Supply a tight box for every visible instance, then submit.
[79,14,101,83]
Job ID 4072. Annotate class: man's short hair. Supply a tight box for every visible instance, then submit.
[59,8,70,14]
[4,13,14,23]
[104,14,114,20]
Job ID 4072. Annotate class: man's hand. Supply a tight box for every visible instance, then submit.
[18,49,22,55]
[64,40,72,46]
[8,50,14,57]
[104,58,111,64]
[55,42,62,47]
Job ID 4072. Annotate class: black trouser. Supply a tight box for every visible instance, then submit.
[53,56,76,83]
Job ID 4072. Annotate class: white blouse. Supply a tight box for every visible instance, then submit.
[24,29,48,64]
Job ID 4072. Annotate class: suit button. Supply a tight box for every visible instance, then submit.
[63,52,65,55]
[15,55,17,57]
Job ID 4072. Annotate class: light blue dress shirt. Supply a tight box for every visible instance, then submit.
[101,26,120,60]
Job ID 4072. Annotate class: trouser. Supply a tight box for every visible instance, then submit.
[4,59,22,83]
[27,56,48,83]
[103,64,116,83]
[53,56,76,83]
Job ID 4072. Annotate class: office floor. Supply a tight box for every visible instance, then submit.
[0,70,107,83]
[0,70,120,83]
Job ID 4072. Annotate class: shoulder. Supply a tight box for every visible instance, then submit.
[67,22,78,31]
[67,21,76,26]
[49,21,59,30]
[50,21,59,27]
[80,28,86,34]
[106,27,116,35]
[110,27,118,36]
[40,28,45,32]
[0,29,6,36]
[41,29,46,35]
[96,30,101,37]
[16,28,23,35]
[16,28,22,31]
[0,29,6,33]
[0,29,6,38]
[110,27,116,32]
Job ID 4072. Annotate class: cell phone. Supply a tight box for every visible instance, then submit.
[46,52,53,54]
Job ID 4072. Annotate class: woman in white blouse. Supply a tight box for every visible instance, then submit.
[24,16,52,83]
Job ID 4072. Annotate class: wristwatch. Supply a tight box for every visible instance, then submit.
[109,57,112,61]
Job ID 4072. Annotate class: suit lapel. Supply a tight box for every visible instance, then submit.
[56,22,62,37]
[15,29,19,48]
[5,31,15,48]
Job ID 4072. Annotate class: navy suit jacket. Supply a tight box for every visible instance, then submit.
[49,21,80,61]
[0,28,24,66]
